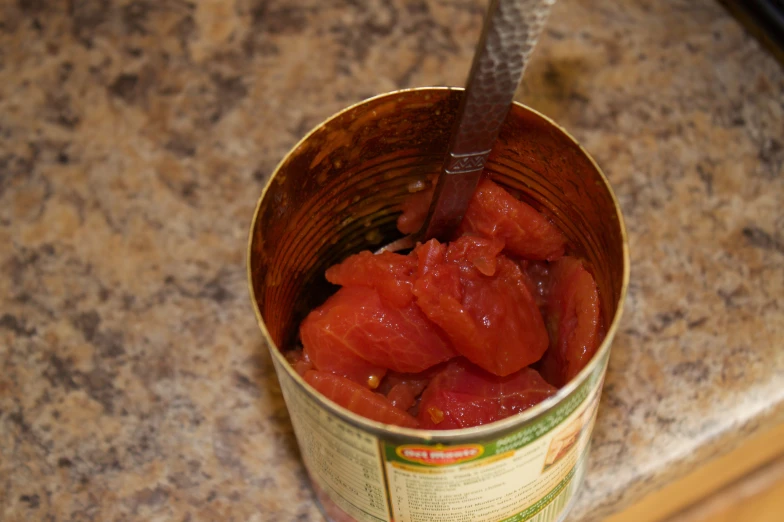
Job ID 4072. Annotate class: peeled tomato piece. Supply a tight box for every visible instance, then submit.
[376,366,444,412]
[396,187,434,235]
[537,256,603,387]
[325,250,417,308]
[417,359,557,430]
[520,259,553,310]
[301,340,387,390]
[285,349,314,377]
[458,179,566,261]
[300,286,456,376]
[412,237,549,376]
[300,291,388,389]
[304,370,419,428]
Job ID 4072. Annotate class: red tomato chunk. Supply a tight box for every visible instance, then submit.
[412,236,549,376]
[300,286,456,377]
[304,371,419,429]
[325,250,417,308]
[458,179,566,261]
[376,367,443,413]
[537,256,603,387]
[417,359,557,430]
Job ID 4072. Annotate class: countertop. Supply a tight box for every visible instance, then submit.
[1,0,782,520]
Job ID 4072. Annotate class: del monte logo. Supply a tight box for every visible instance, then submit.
[397,444,484,466]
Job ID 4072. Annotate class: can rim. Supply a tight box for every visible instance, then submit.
[247,86,630,442]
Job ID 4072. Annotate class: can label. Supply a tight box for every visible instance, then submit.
[276,360,391,522]
[275,354,606,522]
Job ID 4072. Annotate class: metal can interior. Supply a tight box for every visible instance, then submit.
[248,87,629,522]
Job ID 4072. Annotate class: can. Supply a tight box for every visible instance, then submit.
[248,88,629,522]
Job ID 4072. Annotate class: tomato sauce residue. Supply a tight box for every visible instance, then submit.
[293,178,604,429]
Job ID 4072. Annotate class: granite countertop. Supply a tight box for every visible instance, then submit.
[1,0,782,520]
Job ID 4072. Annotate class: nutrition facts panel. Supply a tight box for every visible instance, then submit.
[278,369,391,522]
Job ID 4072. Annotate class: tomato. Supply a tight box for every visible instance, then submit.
[284,349,314,377]
[396,187,434,235]
[376,365,444,412]
[444,233,505,276]
[325,250,417,308]
[520,259,553,310]
[300,286,457,377]
[301,334,387,390]
[458,179,566,261]
[412,237,549,376]
[417,359,557,429]
[537,257,602,387]
[384,379,428,412]
[304,371,419,429]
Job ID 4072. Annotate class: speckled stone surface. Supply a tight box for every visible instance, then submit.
[1,0,782,520]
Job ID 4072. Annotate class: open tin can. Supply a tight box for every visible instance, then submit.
[248,88,629,522]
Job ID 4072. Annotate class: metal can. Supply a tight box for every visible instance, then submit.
[248,88,629,522]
